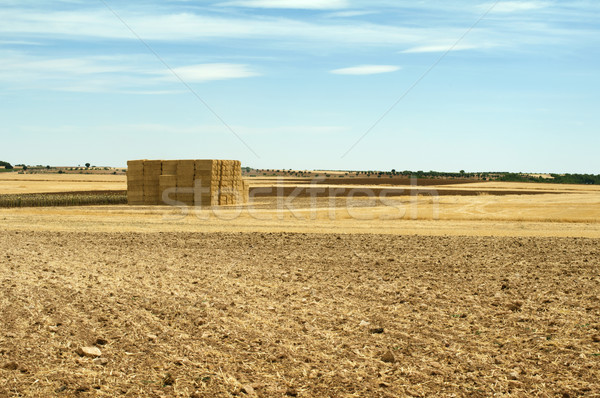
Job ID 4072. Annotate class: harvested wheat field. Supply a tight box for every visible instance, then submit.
[0,174,126,195]
[1,232,599,397]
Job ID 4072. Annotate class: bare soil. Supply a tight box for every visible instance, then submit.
[1,231,599,397]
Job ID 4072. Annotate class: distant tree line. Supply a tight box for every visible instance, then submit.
[0,161,13,169]
[498,173,600,185]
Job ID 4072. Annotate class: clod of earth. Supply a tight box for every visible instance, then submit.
[241,385,256,396]
[92,358,108,366]
[508,301,523,312]
[162,373,175,386]
[147,334,158,341]
[76,346,102,358]
[2,362,19,371]
[381,350,395,363]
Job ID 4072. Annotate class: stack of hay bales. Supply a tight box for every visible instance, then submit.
[194,159,217,206]
[217,160,246,205]
[159,160,178,205]
[126,160,144,205]
[176,160,195,206]
[143,160,162,205]
[127,159,249,206]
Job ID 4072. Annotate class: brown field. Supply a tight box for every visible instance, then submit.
[0,174,126,194]
[1,173,600,396]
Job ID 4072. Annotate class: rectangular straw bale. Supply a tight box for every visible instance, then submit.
[127,160,144,174]
[128,178,144,186]
[177,160,195,176]
[192,181,212,199]
[127,188,144,205]
[177,160,195,201]
[143,159,162,170]
[161,160,178,176]
[127,159,144,186]
[127,174,144,183]
[194,159,214,171]
[194,170,212,180]
[127,182,144,192]
[177,193,195,206]
[144,187,159,196]
[143,161,162,179]
[159,175,177,205]
[128,192,144,200]
[143,196,159,205]
[196,194,212,206]
[142,160,162,205]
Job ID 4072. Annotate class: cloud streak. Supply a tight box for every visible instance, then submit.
[166,63,260,82]
[330,65,400,75]
[0,52,259,92]
[401,43,482,53]
[0,8,424,45]
[490,1,550,13]
[217,0,349,9]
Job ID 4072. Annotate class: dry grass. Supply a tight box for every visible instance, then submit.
[0,191,127,208]
[1,192,599,237]
[0,174,126,194]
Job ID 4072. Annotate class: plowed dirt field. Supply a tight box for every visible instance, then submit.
[1,232,599,397]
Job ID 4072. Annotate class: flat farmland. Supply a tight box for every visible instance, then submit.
[1,173,600,396]
[0,174,126,194]
[1,232,599,397]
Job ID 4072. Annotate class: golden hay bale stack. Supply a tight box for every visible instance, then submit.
[176,160,195,202]
[127,158,247,206]
[143,165,161,203]
[127,160,144,190]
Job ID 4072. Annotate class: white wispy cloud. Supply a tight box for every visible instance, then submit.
[15,123,346,137]
[0,4,584,54]
[0,2,593,50]
[325,10,379,18]
[401,43,481,53]
[217,0,349,9]
[166,63,260,82]
[489,1,550,13]
[0,40,42,46]
[330,65,400,75]
[0,52,258,92]
[0,8,437,45]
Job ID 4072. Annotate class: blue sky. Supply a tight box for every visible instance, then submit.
[1,0,599,173]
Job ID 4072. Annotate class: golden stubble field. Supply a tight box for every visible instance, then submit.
[1,173,600,396]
